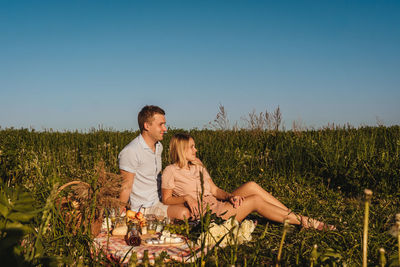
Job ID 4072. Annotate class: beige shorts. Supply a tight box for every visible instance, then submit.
[141,201,169,219]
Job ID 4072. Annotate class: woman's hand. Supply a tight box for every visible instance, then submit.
[192,157,203,166]
[183,195,199,215]
[228,195,244,208]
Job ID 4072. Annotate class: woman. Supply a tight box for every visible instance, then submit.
[162,133,334,230]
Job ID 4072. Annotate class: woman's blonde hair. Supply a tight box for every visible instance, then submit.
[169,133,196,168]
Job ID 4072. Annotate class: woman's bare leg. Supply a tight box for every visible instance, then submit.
[220,195,324,229]
[232,181,289,211]
[167,204,191,220]
[221,195,297,223]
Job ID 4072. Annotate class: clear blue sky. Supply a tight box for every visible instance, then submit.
[1,0,399,131]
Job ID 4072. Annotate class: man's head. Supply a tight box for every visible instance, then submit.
[138,105,167,141]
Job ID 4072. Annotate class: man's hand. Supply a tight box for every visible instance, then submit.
[228,195,244,208]
[183,195,199,215]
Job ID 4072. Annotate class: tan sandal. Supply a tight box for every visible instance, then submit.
[316,222,336,231]
[300,216,336,231]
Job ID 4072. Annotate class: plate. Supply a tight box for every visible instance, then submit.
[142,235,186,247]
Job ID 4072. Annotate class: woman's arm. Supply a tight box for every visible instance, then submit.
[214,187,232,201]
[208,176,243,208]
[208,177,231,200]
[162,188,186,205]
[162,188,199,215]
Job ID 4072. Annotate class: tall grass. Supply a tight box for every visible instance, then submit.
[0,126,399,265]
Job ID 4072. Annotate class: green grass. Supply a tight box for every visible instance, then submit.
[1,126,399,266]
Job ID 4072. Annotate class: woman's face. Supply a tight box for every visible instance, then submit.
[184,138,197,163]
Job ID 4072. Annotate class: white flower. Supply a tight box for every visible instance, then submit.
[197,218,256,247]
[237,220,256,242]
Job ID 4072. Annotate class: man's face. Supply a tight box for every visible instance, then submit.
[145,113,167,142]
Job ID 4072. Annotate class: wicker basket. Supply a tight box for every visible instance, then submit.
[56,181,104,237]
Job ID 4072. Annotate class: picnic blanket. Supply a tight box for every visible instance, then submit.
[93,232,198,265]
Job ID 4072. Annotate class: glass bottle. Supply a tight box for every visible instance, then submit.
[147,221,156,235]
[141,220,148,235]
[155,220,164,233]
[125,225,141,246]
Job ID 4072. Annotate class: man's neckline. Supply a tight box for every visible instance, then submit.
[139,134,159,152]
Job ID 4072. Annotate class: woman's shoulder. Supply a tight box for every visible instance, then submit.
[164,163,204,174]
[164,164,177,172]
[188,164,209,177]
[164,164,184,174]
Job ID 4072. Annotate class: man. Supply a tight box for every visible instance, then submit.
[118,105,190,219]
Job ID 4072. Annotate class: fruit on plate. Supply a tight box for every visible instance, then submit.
[135,212,144,220]
[139,220,147,227]
[126,210,136,220]
[126,210,147,228]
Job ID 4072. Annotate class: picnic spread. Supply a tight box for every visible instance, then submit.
[94,231,195,264]
[93,210,257,265]
[93,210,199,265]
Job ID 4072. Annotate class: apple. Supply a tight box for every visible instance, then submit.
[126,210,136,220]
[135,211,144,220]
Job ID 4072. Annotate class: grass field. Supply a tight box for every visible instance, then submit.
[1,126,399,266]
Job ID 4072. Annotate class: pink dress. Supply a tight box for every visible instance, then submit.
[162,164,228,217]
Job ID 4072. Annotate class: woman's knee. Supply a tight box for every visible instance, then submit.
[167,205,191,220]
[243,181,259,189]
[177,208,191,220]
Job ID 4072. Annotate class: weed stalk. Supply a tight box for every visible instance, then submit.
[363,189,373,267]
[378,248,386,267]
[310,244,318,267]
[397,221,400,266]
[276,219,290,267]
[128,251,138,267]
[29,182,59,261]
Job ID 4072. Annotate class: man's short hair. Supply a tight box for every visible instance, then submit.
[138,105,165,133]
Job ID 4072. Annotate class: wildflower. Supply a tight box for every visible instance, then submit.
[395,213,400,223]
[389,221,400,238]
[311,140,318,146]
[364,189,373,199]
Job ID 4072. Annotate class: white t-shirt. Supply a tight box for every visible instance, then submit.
[118,134,163,211]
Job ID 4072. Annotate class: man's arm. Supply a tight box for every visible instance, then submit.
[119,170,135,211]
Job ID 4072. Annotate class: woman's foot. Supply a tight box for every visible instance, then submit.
[316,222,336,231]
[301,216,336,231]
